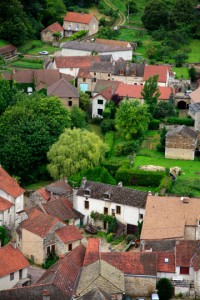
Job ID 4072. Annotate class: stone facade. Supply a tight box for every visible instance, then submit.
[165,147,196,160]
[41,31,55,43]
[63,16,98,36]
[125,276,156,297]
[78,78,92,92]
[55,235,81,255]
[60,96,79,109]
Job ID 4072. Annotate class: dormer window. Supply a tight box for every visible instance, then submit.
[120,69,124,75]
[164,258,169,263]
[131,69,136,76]
[103,191,110,200]
[84,188,91,196]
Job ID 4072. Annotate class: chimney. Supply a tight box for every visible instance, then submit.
[181,196,190,204]
[118,182,122,187]
[148,191,152,196]
[64,177,68,184]
[81,177,87,188]
[11,240,17,249]
[43,289,50,300]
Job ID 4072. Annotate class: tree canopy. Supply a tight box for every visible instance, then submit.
[115,100,150,140]
[47,128,107,179]
[0,93,71,183]
[141,75,161,115]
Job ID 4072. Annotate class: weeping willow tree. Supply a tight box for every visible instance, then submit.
[47,128,107,179]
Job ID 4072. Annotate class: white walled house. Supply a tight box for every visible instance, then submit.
[0,243,30,291]
[143,65,170,87]
[92,94,108,118]
[0,166,25,228]
[74,179,147,234]
[0,198,15,227]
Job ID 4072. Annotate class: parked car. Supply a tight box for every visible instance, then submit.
[38,51,49,55]
[151,293,159,300]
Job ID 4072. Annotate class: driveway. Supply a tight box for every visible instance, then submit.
[28,266,46,284]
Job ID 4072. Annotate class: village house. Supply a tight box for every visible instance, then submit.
[95,38,133,49]
[0,166,25,229]
[0,243,30,291]
[190,87,200,104]
[0,44,17,59]
[165,125,198,160]
[143,65,170,87]
[74,178,148,234]
[47,78,79,108]
[77,67,92,92]
[41,22,64,43]
[61,40,133,61]
[63,12,99,36]
[188,102,200,131]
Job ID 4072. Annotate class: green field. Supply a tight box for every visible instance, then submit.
[10,60,43,69]
[187,39,200,63]
[0,39,9,47]
[19,40,59,55]
[172,67,190,80]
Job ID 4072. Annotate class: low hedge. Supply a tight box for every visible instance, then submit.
[101,161,122,176]
[115,167,166,186]
[166,117,194,126]
[148,119,160,130]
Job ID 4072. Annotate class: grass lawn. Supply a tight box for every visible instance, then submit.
[10,60,43,69]
[25,180,53,190]
[0,39,9,47]
[187,39,200,63]
[172,67,190,80]
[19,40,59,55]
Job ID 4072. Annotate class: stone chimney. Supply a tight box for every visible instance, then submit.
[81,177,87,188]
[118,182,123,187]
[43,289,50,300]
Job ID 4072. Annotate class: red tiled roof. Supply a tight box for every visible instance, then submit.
[54,56,101,68]
[0,196,13,211]
[36,187,50,201]
[0,244,29,277]
[0,166,25,198]
[20,208,62,238]
[37,244,86,297]
[176,240,199,267]
[55,225,82,244]
[156,252,175,273]
[95,38,129,48]
[83,238,100,266]
[78,67,91,79]
[42,22,63,33]
[116,83,172,100]
[64,12,94,24]
[143,65,169,83]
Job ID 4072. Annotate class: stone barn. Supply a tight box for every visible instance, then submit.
[165,125,198,160]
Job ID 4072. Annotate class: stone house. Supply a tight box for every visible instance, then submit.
[188,102,200,131]
[143,65,170,87]
[47,78,79,108]
[165,125,198,160]
[61,40,133,61]
[55,225,83,255]
[17,208,66,264]
[0,166,25,229]
[74,178,148,234]
[77,67,92,92]
[0,44,17,59]
[0,243,30,291]
[63,12,99,36]
[41,22,63,43]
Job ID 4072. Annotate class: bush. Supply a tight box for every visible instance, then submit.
[103,107,111,119]
[157,278,173,300]
[91,116,102,124]
[43,254,58,269]
[104,131,115,154]
[115,140,140,156]
[148,119,160,130]
[106,233,114,243]
[156,176,172,194]
[101,160,121,176]
[100,119,115,133]
[166,117,194,126]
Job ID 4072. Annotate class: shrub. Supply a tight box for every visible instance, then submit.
[103,107,111,119]
[91,116,102,124]
[157,278,173,300]
[126,234,135,244]
[115,140,140,156]
[166,117,194,126]
[100,119,115,133]
[156,176,172,194]
[43,254,58,269]
[107,217,118,234]
[106,233,114,243]
[148,119,160,130]
[101,160,121,176]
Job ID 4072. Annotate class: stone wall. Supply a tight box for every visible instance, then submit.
[55,235,81,255]
[41,31,54,43]
[60,97,79,108]
[165,147,195,160]
[125,276,156,296]
[184,226,196,240]
[166,133,196,149]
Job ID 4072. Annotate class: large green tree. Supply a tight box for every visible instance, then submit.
[115,100,150,140]
[141,75,161,115]
[0,94,71,183]
[47,128,107,179]
[0,78,18,115]
[171,0,196,30]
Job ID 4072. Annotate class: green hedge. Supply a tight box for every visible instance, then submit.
[115,167,166,186]
[104,131,115,154]
[166,117,194,126]
[101,161,122,176]
[148,119,160,130]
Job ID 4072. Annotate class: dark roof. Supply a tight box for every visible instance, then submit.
[46,179,72,196]
[90,62,114,73]
[143,240,176,252]
[166,125,198,140]
[62,41,133,53]
[176,240,200,267]
[0,284,67,300]
[77,287,112,300]
[189,102,200,114]
[0,44,17,55]
[47,78,79,98]
[77,180,148,208]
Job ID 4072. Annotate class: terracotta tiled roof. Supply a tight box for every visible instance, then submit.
[95,38,130,48]
[156,252,175,273]
[20,208,62,238]
[176,240,199,267]
[38,244,86,297]
[83,238,100,266]
[141,196,200,240]
[42,22,63,33]
[64,12,95,24]
[93,80,121,100]
[55,225,82,244]
[190,87,200,104]
[0,166,25,198]
[36,187,50,201]
[116,83,172,100]
[0,196,13,211]
[143,65,169,83]
[47,78,79,98]
[0,244,29,277]
[13,69,34,83]
[77,67,91,79]
[54,55,101,68]
[0,44,17,55]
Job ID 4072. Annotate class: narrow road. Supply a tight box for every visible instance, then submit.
[103,0,126,27]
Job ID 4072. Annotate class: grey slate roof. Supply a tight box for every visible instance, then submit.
[166,125,198,140]
[77,180,148,208]
[90,62,114,73]
[47,78,79,98]
[189,102,200,114]
[62,41,133,52]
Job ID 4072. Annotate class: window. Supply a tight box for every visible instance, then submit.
[84,189,91,196]
[120,69,124,75]
[112,209,115,216]
[94,72,96,76]
[180,267,189,275]
[10,273,14,281]
[70,67,73,71]
[97,108,103,116]
[134,83,137,85]
[198,220,200,226]
[139,213,143,220]
[103,192,110,199]
[116,206,121,215]
[97,99,103,105]
[93,78,96,83]
[19,269,23,279]
[47,245,51,255]
[108,74,110,77]
[104,207,108,215]
[83,78,86,82]
[164,258,169,263]
[68,243,72,251]
[68,100,72,107]
[46,244,55,255]
[75,24,79,31]
[85,200,89,209]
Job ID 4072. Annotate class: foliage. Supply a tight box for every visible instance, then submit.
[111,235,125,245]
[173,50,189,67]
[0,226,10,246]
[79,92,91,111]
[104,131,115,156]
[70,106,87,129]
[166,117,194,126]
[157,127,167,152]
[189,67,197,82]
[106,233,114,243]
[67,30,88,41]
[97,27,120,40]
[101,160,122,177]
[0,93,71,183]
[157,278,173,300]
[0,78,18,115]
[148,119,160,130]
[114,140,140,156]
[141,75,161,116]
[47,128,107,179]
[126,1,138,14]
[100,119,115,133]
[156,176,173,194]
[115,100,150,140]
[43,253,58,269]
[137,220,143,238]
[154,102,176,119]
